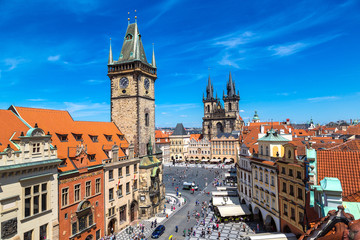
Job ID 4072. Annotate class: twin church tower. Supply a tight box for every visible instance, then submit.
[202,72,243,140]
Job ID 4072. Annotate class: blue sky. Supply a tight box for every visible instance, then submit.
[1,0,360,127]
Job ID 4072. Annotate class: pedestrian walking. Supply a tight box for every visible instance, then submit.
[175,226,178,232]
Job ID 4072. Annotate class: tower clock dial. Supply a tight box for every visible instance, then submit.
[144,78,150,90]
[119,77,129,89]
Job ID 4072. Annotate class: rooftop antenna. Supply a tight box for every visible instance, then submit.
[128,12,130,25]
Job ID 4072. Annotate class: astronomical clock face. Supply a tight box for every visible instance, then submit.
[144,78,150,90]
[119,77,129,89]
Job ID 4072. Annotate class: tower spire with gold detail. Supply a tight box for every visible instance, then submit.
[108,38,113,64]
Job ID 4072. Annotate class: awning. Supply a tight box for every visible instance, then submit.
[210,159,221,163]
[247,233,297,240]
[225,173,237,177]
[217,204,251,217]
[201,159,209,162]
[212,196,240,206]
[224,159,233,163]
[216,186,237,191]
[211,191,238,197]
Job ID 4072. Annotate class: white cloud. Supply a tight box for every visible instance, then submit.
[239,110,245,112]
[307,96,339,102]
[4,58,25,71]
[180,115,188,118]
[84,79,104,85]
[214,31,255,48]
[27,99,46,102]
[47,55,60,61]
[156,103,199,111]
[268,42,307,57]
[161,112,167,115]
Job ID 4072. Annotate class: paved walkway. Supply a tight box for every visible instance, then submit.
[115,193,186,239]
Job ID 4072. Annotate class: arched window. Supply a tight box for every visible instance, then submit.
[266,146,269,156]
[126,34,133,40]
[145,113,149,127]
[288,150,292,159]
[229,103,232,111]
[260,146,263,155]
[207,105,210,113]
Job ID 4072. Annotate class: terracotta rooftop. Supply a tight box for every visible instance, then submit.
[0,110,30,152]
[317,150,360,197]
[190,134,202,141]
[10,106,129,172]
[343,191,360,202]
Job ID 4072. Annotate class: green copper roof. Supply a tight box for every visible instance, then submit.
[140,155,160,167]
[320,177,342,192]
[257,128,290,142]
[118,23,147,63]
[253,111,259,120]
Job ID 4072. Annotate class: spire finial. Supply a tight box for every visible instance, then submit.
[152,43,156,68]
[135,10,137,23]
[108,37,113,64]
[128,12,130,25]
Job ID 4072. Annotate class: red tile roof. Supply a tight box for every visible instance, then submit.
[190,134,202,141]
[317,150,360,197]
[343,191,360,202]
[0,110,30,151]
[346,125,360,135]
[11,106,129,172]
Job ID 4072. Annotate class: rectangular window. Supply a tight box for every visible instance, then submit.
[297,171,302,179]
[126,182,130,194]
[24,230,33,240]
[118,167,122,177]
[72,222,77,235]
[109,188,114,201]
[299,212,304,224]
[134,180,138,190]
[298,188,303,200]
[289,169,293,177]
[25,187,31,217]
[260,172,263,181]
[40,224,47,240]
[284,204,288,216]
[271,176,275,186]
[290,185,294,196]
[282,182,287,193]
[265,174,269,184]
[62,188,69,207]
[32,143,40,153]
[134,164,137,173]
[75,184,80,202]
[89,214,93,226]
[96,230,101,240]
[120,205,127,222]
[41,192,47,211]
[291,208,296,220]
[86,181,91,197]
[109,170,114,180]
[95,178,101,194]
[118,184,123,197]
[281,167,285,174]
[126,166,130,175]
[33,195,39,214]
[79,215,87,231]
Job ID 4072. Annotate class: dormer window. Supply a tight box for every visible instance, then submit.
[88,154,96,161]
[32,143,40,153]
[118,134,124,141]
[126,34,133,40]
[105,135,113,141]
[73,133,82,141]
[89,135,98,142]
[57,134,68,142]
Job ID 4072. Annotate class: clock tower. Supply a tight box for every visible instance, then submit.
[108,19,157,157]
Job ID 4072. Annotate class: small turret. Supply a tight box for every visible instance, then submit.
[205,75,214,100]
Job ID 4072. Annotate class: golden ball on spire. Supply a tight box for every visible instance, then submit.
[128,18,130,21]
[135,16,137,19]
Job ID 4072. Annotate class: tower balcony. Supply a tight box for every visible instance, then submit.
[108,60,157,77]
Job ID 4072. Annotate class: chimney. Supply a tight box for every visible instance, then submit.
[260,125,264,134]
[129,143,134,159]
